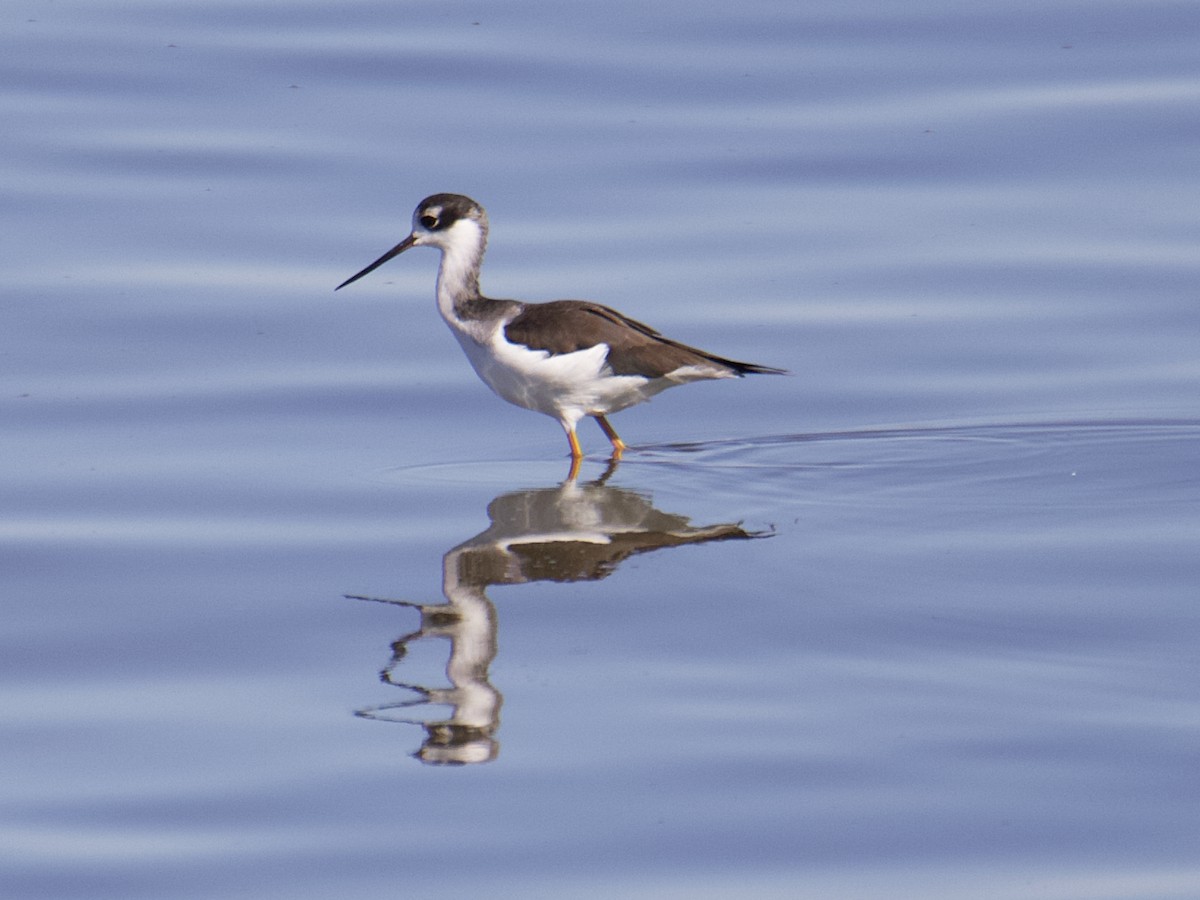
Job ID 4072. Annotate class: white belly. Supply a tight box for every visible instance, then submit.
[449,326,657,428]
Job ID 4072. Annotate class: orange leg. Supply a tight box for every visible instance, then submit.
[566,426,584,460]
[594,415,626,458]
[565,427,583,481]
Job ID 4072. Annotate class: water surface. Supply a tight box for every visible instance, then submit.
[3,1,1199,898]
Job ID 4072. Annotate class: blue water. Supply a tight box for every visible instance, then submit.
[4,1,1199,898]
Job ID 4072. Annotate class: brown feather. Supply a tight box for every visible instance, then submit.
[504,300,786,379]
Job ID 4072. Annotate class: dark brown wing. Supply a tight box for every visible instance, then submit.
[503,300,787,378]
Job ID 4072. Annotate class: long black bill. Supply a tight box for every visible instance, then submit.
[335,233,417,291]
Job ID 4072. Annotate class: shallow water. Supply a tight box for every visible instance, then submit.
[4,1,1200,898]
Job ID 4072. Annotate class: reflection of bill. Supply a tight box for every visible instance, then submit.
[350,478,770,766]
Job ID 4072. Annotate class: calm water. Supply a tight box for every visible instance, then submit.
[4,1,1199,897]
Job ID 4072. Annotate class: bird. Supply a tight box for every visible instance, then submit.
[336,193,786,466]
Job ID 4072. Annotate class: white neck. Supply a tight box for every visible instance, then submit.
[434,218,487,323]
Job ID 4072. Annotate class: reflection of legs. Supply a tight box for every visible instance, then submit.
[565,454,582,482]
[594,415,626,458]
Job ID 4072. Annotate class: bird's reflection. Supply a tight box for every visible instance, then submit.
[349,471,768,765]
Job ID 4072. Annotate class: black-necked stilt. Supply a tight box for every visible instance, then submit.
[336,193,786,465]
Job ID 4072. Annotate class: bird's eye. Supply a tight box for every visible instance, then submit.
[420,214,438,229]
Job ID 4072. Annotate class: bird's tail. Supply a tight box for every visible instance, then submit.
[717,357,789,377]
